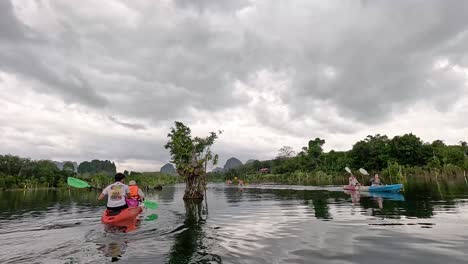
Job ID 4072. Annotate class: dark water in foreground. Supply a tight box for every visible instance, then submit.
[0,184,467,264]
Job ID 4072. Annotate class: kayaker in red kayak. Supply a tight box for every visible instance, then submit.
[370,174,385,186]
[349,174,361,188]
[127,180,145,207]
[98,173,130,211]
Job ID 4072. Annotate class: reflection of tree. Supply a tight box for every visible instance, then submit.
[157,185,176,203]
[308,191,332,219]
[249,189,335,220]
[0,189,102,219]
[275,189,333,219]
[168,200,205,264]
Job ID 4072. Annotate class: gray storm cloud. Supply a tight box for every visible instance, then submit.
[0,0,467,170]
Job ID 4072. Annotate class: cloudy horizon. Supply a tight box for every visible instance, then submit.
[1,0,468,172]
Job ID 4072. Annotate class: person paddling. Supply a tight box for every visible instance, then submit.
[349,174,360,188]
[98,173,130,211]
[370,174,385,186]
[127,180,145,207]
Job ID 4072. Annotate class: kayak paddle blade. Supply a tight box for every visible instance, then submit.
[143,200,159,209]
[359,168,369,175]
[67,177,91,188]
[145,214,159,221]
[345,167,352,173]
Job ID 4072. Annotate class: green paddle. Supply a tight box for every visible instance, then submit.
[142,200,158,209]
[67,177,101,190]
[145,214,159,221]
[67,177,159,209]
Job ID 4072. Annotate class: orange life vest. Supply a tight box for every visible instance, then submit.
[129,185,140,199]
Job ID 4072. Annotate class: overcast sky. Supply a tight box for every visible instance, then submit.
[1,0,468,172]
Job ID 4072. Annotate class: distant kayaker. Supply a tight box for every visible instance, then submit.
[127,180,145,207]
[349,174,360,187]
[98,173,130,211]
[370,174,385,186]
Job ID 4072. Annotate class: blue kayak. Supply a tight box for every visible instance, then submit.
[368,184,403,193]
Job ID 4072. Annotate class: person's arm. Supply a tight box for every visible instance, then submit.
[125,185,131,198]
[98,187,108,200]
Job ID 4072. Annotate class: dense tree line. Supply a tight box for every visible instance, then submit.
[0,154,182,190]
[0,156,119,189]
[77,160,116,175]
[212,134,468,182]
[0,155,75,189]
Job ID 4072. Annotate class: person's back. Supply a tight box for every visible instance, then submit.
[98,173,130,211]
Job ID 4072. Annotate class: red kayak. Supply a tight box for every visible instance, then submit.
[101,207,143,225]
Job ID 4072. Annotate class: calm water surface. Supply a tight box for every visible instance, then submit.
[0,183,467,264]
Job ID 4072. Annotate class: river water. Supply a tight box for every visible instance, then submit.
[0,183,467,264]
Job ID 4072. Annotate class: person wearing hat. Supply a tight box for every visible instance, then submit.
[98,173,130,211]
[127,180,145,207]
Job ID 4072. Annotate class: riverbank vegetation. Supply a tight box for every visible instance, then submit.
[210,133,468,186]
[0,155,181,190]
[2,133,466,190]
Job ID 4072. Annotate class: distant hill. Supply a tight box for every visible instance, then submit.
[212,167,224,173]
[223,157,243,171]
[52,161,78,172]
[160,163,177,176]
[245,159,255,164]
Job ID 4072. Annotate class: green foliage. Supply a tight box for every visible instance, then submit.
[388,133,430,166]
[320,151,351,173]
[0,155,74,189]
[211,133,467,186]
[165,121,221,199]
[63,161,75,172]
[77,160,116,175]
[382,161,404,184]
[351,134,389,171]
[164,121,220,176]
[84,171,182,189]
[308,138,325,160]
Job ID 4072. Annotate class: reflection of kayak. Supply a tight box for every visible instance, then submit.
[344,190,405,201]
[102,207,143,225]
[366,191,405,201]
[343,184,403,193]
[344,185,364,191]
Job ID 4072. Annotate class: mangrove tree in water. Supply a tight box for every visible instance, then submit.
[165,121,220,200]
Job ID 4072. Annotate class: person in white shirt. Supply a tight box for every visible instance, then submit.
[98,173,130,211]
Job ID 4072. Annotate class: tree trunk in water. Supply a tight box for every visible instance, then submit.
[183,173,204,200]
